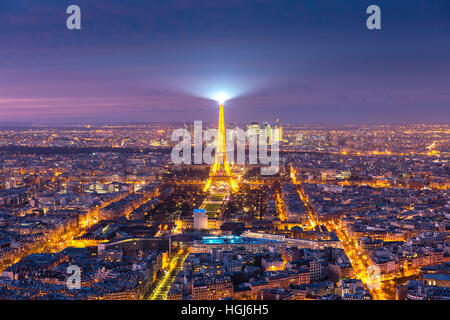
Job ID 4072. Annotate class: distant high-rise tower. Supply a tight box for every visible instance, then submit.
[203,103,239,192]
[263,122,272,145]
[247,122,260,139]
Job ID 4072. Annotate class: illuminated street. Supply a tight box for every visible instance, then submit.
[149,249,190,300]
[0,192,130,273]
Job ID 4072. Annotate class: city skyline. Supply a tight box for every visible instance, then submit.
[1,0,449,124]
[0,119,448,301]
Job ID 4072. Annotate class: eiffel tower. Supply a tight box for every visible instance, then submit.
[203,102,239,192]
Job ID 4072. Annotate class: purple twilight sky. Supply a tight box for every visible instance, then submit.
[0,0,449,124]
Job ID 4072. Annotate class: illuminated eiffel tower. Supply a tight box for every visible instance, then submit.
[203,102,239,192]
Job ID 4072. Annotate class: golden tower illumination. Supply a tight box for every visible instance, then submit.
[203,101,239,192]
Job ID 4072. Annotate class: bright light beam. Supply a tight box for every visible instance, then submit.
[213,92,229,104]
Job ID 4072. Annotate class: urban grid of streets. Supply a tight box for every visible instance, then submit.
[145,174,425,300]
[292,170,430,300]
[0,192,131,273]
[0,124,448,300]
